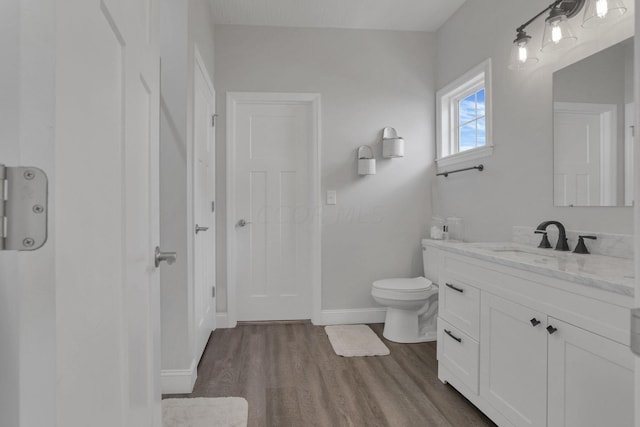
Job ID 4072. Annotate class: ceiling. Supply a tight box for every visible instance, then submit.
[208,0,467,32]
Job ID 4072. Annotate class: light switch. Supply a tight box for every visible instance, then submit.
[326,190,337,205]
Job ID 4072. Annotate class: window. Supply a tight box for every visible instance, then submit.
[436,59,492,167]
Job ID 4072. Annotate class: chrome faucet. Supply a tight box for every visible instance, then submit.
[535,221,570,251]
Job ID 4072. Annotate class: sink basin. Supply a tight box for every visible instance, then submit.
[466,243,559,258]
[489,248,558,258]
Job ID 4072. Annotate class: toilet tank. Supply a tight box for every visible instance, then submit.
[422,239,442,285]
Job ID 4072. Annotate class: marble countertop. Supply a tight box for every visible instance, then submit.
[422,239,634,298]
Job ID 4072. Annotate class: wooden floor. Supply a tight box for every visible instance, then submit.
[164,322,496,427]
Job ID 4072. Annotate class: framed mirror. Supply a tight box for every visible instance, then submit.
[553,37,634,207]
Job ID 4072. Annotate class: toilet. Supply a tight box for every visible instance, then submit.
[371,248,439,343]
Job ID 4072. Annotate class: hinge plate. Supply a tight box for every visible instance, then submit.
[212,286,216,298]
[212,114,218,127]
[1,165,48,251]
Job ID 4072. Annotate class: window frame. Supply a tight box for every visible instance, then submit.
[436,58,493,168]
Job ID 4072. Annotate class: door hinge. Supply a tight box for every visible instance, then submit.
[0,165,48,251]
[212,114,218,127]
[211,201,215,212]
[212,286,216,298]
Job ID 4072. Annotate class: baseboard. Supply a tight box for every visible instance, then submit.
[216,312,234,329]
[161,358,197,394]
[319,307,387,325]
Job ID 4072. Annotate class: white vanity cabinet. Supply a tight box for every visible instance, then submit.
[432,248,635,427]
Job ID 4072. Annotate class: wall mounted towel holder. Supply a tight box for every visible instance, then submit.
[437,164,484,178]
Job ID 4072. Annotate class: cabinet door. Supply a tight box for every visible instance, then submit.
[547,318,634,427]
[480,293,548,427]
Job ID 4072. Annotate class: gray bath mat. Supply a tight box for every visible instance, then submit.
[325,324,390,357]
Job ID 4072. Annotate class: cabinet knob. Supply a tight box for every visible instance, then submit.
[530,318,541,327]
[546,325,558,335]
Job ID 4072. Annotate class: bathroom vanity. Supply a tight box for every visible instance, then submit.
[422,238,635,427]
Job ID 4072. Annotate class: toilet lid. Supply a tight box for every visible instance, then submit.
[372,277,433,292]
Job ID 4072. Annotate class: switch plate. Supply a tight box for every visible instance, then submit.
[326,190,337,205]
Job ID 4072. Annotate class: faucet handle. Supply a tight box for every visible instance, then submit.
[534,230,552,248]
[573,235,597,254]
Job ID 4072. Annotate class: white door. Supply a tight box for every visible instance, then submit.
[547,318,634,427]
[480,293,548,427]
[554,102,617,206]
[56,1,161,426]
[230,94,313,321]
[193,50,216,358]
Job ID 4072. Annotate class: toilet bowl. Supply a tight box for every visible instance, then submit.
[372,277,439,343]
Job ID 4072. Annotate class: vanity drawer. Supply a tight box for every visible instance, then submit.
[439,277,480,340]
[437,318,479,394]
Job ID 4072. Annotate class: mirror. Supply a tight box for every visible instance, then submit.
[553,37,634,207]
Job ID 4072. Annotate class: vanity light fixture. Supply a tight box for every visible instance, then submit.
[509,0,626,70]
[357,145,376,175]
[541,5,578,52]
[582,0,627,27]
[508,30,539,70]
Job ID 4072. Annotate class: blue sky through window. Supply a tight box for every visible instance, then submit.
[458,88,486,152]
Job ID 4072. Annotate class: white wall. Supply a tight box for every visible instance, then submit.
[214,26,436,312]
[159,0,215,382]
[434,0,634,243]
[0,1,56,426]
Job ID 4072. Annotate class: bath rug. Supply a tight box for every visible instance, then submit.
[325,324,390,357]
[162,397,248,427]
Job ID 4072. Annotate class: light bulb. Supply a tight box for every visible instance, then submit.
[596,0,608,17]
[518,45,528,63]
[551,25,562,44]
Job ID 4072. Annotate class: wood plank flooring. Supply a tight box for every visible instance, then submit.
[164,322,496,427]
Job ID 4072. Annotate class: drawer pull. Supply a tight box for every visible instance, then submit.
[546,325,558,335]
[444,329,462,343]
[446,283,464,293]
[530,318,541,327]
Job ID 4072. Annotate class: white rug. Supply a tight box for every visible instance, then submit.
[162,397,248,427]
[325,324,390,357]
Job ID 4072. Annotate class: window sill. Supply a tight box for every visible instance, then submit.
[436,145,493,169]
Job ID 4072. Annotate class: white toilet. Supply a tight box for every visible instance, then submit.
[371,249,439,343]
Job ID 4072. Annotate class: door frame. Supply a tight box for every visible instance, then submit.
[192,45,216,358]
[553,101,618,206]
[226,92,322,326]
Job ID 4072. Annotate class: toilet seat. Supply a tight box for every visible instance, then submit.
[373,277,432,291]
[372,277,435,301]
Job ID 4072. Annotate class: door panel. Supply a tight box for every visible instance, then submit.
[233,100,312,321]
[193,53,216,359]
[548,318,634,427]
[56,0,160,425]
[480,293,547,427]
[554,111,602,206]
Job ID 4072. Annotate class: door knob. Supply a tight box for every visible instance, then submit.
[195,224,209,234]
[546,325,558,335]
[237,219,251,227]
[530,318,541,327]
[154,246,177,268]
